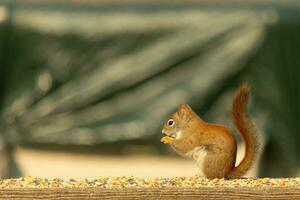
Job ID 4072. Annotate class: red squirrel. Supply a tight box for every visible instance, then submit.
[161,84,259,178]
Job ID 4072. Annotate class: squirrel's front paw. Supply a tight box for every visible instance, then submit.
[160,136,174,144]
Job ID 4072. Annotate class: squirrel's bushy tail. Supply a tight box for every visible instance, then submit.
[227,84,260,179]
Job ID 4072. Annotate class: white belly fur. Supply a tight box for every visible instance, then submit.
[185,146,207,176]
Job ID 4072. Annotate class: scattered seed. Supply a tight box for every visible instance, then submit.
[0,176,299,189]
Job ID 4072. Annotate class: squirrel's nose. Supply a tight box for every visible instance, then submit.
[162,129,172,137]
[162,129,167,135]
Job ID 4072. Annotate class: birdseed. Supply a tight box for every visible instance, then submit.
[0,176,299,189]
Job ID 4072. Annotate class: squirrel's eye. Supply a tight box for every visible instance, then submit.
[167,119,175,127]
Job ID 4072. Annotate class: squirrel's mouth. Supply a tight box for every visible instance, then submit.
[161,129,176,138]
[160,134,175,145]
[166,134,176,139]
[161,129,182,144]
[162,129,177,139]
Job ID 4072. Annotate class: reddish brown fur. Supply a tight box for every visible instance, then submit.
[227,84,259,178]
[161,84,259,179]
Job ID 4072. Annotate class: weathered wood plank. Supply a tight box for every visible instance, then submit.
[0,187,300,200]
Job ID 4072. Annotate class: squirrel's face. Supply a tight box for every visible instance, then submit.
[162,104,194,141]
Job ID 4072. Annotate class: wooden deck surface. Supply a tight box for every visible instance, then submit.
[0,187,299,199]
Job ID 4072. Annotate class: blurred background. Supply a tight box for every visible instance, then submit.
[0,0,299,179]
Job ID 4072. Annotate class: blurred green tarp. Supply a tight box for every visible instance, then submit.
[0,1,299,177]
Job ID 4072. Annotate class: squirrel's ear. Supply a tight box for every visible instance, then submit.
[178,104,193,119]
